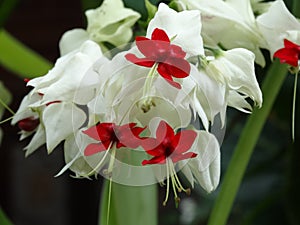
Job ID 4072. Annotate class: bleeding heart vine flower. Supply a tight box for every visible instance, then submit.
[83,122,145,156]
[141,120,197,206]
[125,28,190,89]
[257,0,300,58]
[82,122,146,177]
[274,39,300,68]
[58,0,141,54]
[177,0,267,67]
[273,39,300,140]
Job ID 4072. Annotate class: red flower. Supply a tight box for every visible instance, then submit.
[83,122,145,156]
[125,28,190,89]
[141,120,197,165]
[274,39,300,67]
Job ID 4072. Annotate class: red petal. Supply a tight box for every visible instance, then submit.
[116,141,125,149]
[116,123,146,148]
[284,39,300,51]
[144,145,166,157]
[171,152,197,163]
[125,53,155,67]
[83,126,101,141]
[136,38,159,58]
[140,137,161,151]
[151,28,170,42]
[172,130,197,154]
[157,63,182,89]
[169,44,186,58]
[163,58,190,78]
[84,143,108,156]
[142,155,166,165]
[156,120,175,142]
[274,48,299,67]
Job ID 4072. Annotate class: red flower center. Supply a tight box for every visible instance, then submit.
[274,39,300,67]
[83,122,145,156]
[141,120,197,165]
[125,28,191,89]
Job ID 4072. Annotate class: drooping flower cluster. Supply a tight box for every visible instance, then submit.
[12,0,299,205]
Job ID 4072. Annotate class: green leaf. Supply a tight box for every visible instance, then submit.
[138,0,157,28]
[0,0,19,28]
[0,30,52,78]
[0,208,13,225]
[99,180,157,225]
[123,0,147,20]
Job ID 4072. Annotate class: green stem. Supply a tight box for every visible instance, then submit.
[293,0,300,18]
[0,0,19,28]
[0,30,52,78]
[207,61,287,225]
[99,180,157,225]
[0,208,13,225]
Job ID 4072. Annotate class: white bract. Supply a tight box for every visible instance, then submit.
[147,3,204,56]
[257,0,300,57]
[59,0,141,54]
[205,48,263,112]
[177,0,267,66]
[13,39,106,155]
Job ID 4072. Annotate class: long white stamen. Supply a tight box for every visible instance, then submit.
[140,63,158,112]
[163,159,170,206]
[0,97,15,115]
[292,71,298,141]
[87,142,114,176]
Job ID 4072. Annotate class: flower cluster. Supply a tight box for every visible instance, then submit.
[11,0,300,205]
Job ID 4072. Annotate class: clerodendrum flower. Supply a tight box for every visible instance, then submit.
[82,122,146,177]
[177,0,267,67]
[125,28,190,89]
[274,39,300,67]
[83,122,145,156]
[257,0,300,58]
[273,39,300,140]
[141,120,197,206]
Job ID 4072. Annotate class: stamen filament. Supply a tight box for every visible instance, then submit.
[87,142,113,176]
[292,71,298,141]
[106,146,117,177]
[0,97,14,115]
[140,63,158,112]
[171,163,189,193]
[0,115,14,124]
[163,159,170,206]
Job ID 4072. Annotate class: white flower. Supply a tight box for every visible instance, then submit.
[59,0,141,54]
[180,64,227,130]
[13,40,108,155]
[180,130,220,192]
[257,0,300,57]
[56,129,107,178]
[86,0,141,46]
[147,3,204,56]
[177,0,267,66]
[205,48,263,112]
[28,40,105,105]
